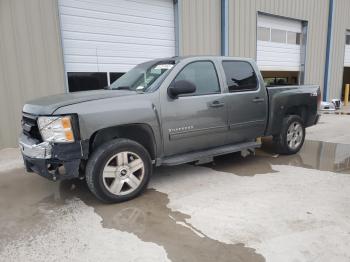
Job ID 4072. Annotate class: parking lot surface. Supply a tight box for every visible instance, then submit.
[1,114,350,262]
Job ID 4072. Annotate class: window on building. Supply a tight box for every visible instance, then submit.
[68,72,108,92]
[175,61,220,96]
[222,61,258,92]
[271,29,286,43]
[257,27,270,41]
[287,31,301,45]
[346,34,350,45]
[110,72,125,84]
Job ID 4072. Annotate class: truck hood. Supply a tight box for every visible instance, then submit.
[23,89,136,115]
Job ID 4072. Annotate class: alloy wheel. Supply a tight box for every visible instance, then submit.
[102,151,145,196]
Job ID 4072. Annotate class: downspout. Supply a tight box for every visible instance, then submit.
[221,0,229,56]
[174,0,182,56]
[323,0,334,101]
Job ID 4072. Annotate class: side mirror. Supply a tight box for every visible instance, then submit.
[168,80,196,99]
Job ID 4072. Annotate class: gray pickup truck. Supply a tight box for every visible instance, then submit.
[19,56,320,202]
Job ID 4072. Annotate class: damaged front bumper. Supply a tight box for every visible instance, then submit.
[19,134,88,181]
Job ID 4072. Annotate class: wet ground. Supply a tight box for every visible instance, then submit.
[207,138,350,176]
[1,114,350,262]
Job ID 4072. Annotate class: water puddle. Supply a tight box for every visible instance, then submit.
[322,111,350,115]
[0,169,265,262]
[58,181,265,262]
[206,139,350,176]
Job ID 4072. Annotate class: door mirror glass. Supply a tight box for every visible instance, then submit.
[168,80,196,98]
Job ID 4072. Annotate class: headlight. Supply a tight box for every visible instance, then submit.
[37,116,75,143]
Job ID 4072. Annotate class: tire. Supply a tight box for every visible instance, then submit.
[86,138,152,203]
[273,115,305,155]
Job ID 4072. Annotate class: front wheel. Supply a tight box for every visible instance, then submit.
[86,138,152,203]
[273,115,305,155]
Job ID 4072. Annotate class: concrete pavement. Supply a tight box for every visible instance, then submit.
[1,113,350,262]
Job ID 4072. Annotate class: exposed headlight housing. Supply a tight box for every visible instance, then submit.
[37,116,75,143]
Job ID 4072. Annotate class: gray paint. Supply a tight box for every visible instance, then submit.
[21,56,319,162]
[228,0,329,99]
[24,90,135,116]
[0,0,65,148]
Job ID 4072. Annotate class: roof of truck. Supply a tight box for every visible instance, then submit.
[149,56,255,63]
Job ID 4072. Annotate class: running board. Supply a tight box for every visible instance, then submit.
[160,141,261,166]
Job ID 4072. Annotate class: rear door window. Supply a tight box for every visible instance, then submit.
[222,61,258,92]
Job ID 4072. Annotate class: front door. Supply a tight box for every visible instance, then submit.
[160,60,228,156]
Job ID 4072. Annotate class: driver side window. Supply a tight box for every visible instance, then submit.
[175,61,220,96]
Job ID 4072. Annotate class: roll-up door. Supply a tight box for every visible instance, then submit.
[58,0,175,91]
[257,14,302,72]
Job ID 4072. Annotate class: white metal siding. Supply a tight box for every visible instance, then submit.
[58,0,175,73]
[344,45,350,67]
[257,41,301,71]
[257,14,302,71]
[258,14,301,32]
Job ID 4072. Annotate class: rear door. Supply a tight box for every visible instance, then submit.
[160,60,228,156]
[221,60,268,143]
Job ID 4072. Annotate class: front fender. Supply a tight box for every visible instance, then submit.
[54,94,162,156]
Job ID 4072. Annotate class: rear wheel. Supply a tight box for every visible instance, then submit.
[86,138,152,203]
[274,115,305,155]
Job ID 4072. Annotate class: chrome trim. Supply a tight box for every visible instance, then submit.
[169,125,228,140]
[19,136,52,159]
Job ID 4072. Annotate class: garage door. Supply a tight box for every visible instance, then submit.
[257,14,302,71]
[58,0,175,91]
[344,32,350,66]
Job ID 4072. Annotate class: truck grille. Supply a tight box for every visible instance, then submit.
[22,113,42,141]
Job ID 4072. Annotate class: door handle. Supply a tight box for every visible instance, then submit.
[252,97,265,103]
[209,100,225,108]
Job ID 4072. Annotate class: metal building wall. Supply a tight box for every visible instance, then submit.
[0,0,65,149]
[179,0,221,56]
[328,0,350,99]
[228,0,329,97]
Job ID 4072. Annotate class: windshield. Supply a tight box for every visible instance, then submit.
[110,60,175,92]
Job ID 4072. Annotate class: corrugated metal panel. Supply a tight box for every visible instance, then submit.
[180,0,221,55]
[0,0,65,149]
[58,0,175,73]
[328,0,350,99]
[228,0,329,97]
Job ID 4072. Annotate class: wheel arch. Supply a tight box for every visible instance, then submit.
[89,124,157,161]
[284,105,309,124]
[267,104,309,136]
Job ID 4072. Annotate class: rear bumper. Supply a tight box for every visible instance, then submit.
[19,134,89,181]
